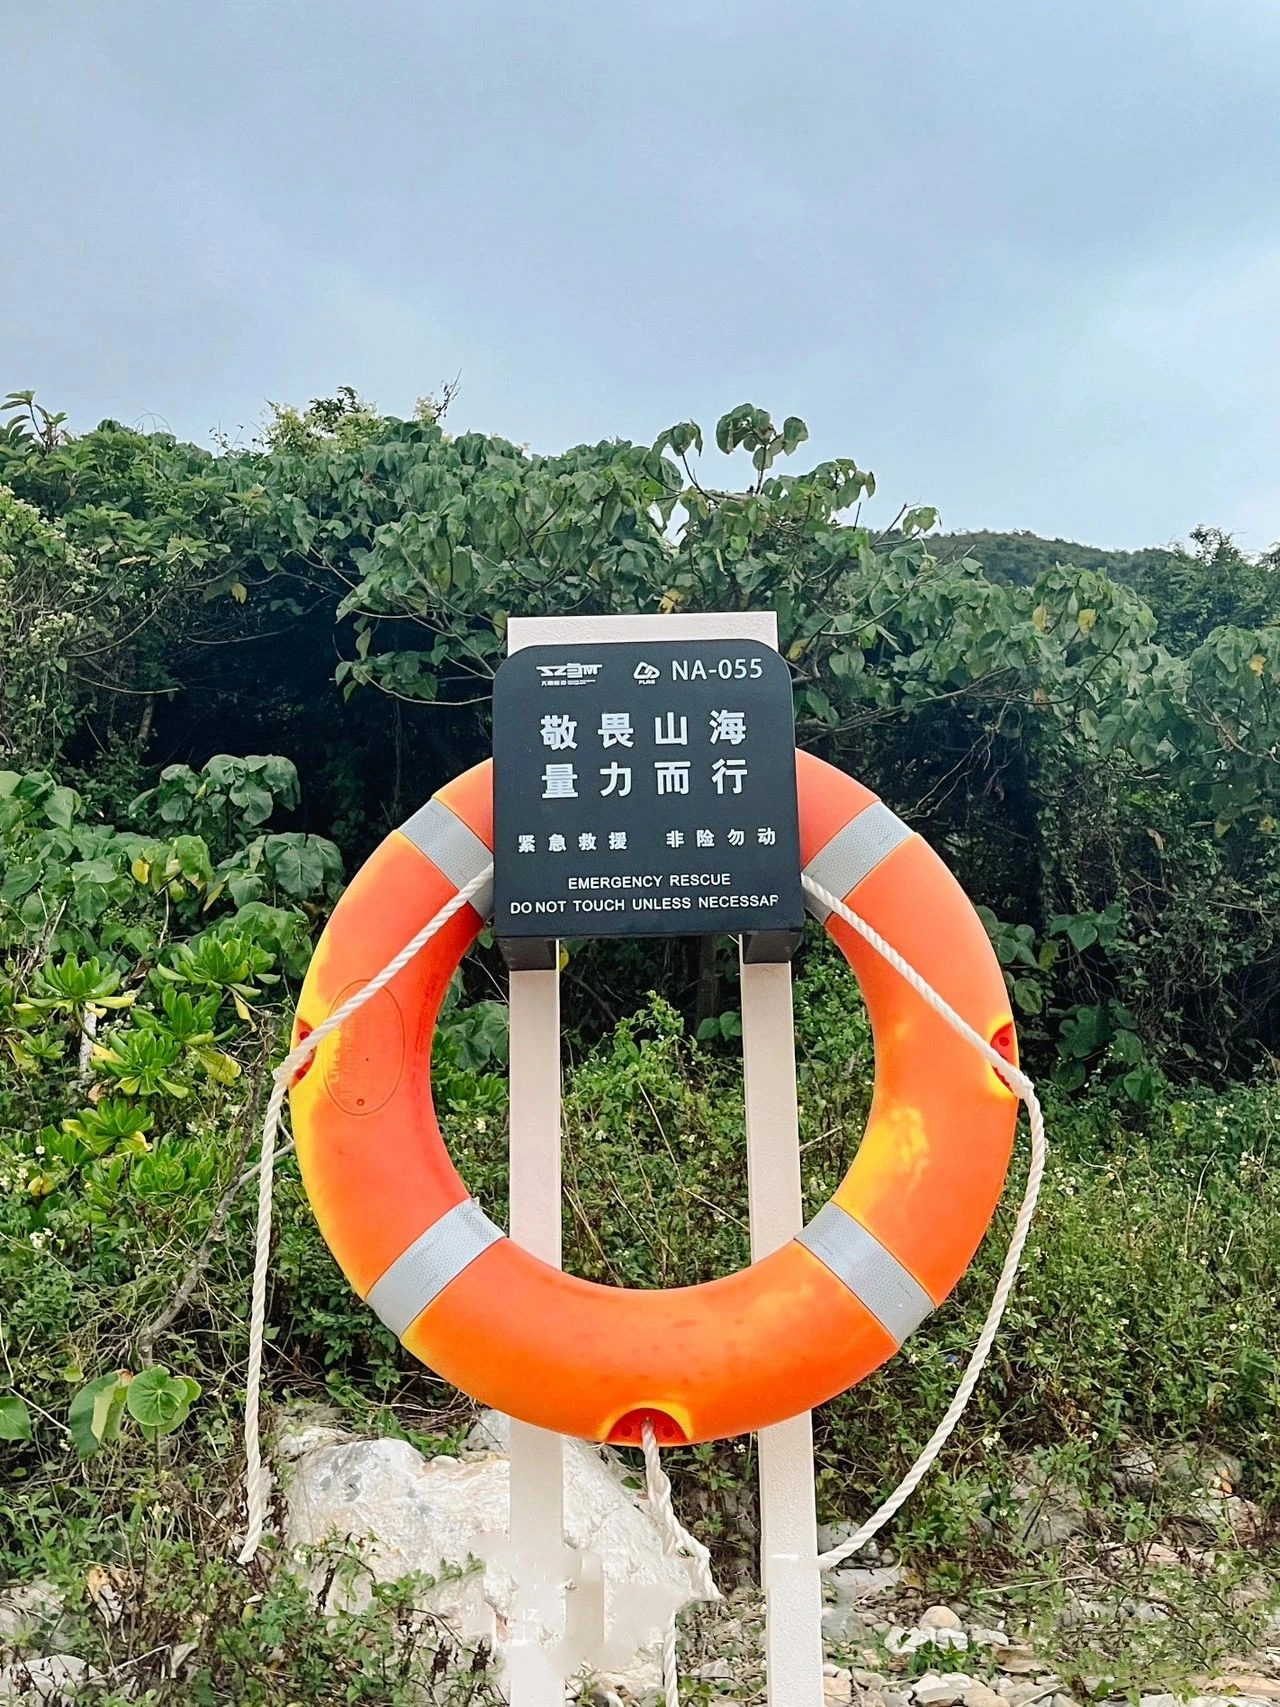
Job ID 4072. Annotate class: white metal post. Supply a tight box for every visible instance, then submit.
[503,612,822,1707]
[505,964,567,1705]
[505,617,576,1707]
[740,956,825,1707]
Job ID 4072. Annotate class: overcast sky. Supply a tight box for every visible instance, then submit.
[6,1,1279,550]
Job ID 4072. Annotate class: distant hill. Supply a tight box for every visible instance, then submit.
[934,529,1182,590]
[934,527,1278,647]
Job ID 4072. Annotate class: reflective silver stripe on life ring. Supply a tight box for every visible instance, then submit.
[365,1199,505,1338]
[795,1200,934,1342]
[802,802,914,922]
[399,798,494,919]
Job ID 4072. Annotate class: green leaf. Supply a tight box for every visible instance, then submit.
[256,755,300,806]
[43,786,80,830]
[658,420,703,459]
[229,781,274,825]
[203,755,244,788]
[92,1381,122,1440]
[264,835,327,898]
[901,505,938,536]
[1,863,41,903]
[1122,1067,1158,1104]
[1111,1029,1143,1066]
[68,1373,129,1458]
[802,686,836,723]
[171,835,215,885]
[1012,977,1043,1016]
[1051,913,1099,951]
[125,1365,196,1438]
[227,873,266,907]
[195,1047,242,1085]
[781,416,809,454]
[0,1395,32,1442]
[835,649,864,680]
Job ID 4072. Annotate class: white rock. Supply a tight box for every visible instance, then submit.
[913,1673,974,1706]
[694,1659,735,1682]
[1003,1681,1053,1705]
[1147,1445,1263,1542]
[0,1584,64,1647]
[830,1566,906,1605]
[823,1602,872,1646]
[825,1675,853,1705]
[819,1520,862,1555]
[282,1409,701,1693]
[620,1660,664,1702]
[887,1627,967,1656]
[275,1405,351,1461]
[927,1631,970,1653]
[1133,1600,1170,1624]
[968,1627,1010,1649]
[1006,1456,1088,1551]
[1054,1597,1109,1631]
[1222,1495,1265,1543]
[1113,1444,1158,1490]
[964,1686,1010,1707]
[920,1606,964,1632]
[992,1644,1040,1676]
[1137,1695,1180,1707]
[1199,1451,1242,1490]
[0,1656,100,1704]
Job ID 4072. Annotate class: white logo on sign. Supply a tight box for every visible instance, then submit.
[633,661,660,684]
[537,662,602,686]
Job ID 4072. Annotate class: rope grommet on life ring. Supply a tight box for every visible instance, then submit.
[290,752,1018,1446]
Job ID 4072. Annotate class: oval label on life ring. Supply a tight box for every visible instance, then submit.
[322,981,405,1116]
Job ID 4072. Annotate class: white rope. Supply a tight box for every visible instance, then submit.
[235,866,494,1564]
[641,1418,719,1707]
[800,873,1047,1571]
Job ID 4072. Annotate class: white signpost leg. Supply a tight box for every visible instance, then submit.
[506,964,567,1706]
[740,955,825,1707]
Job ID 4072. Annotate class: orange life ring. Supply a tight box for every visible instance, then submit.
[290,752,1018,1447]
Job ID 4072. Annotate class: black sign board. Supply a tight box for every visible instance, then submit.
[493,639,803,969]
